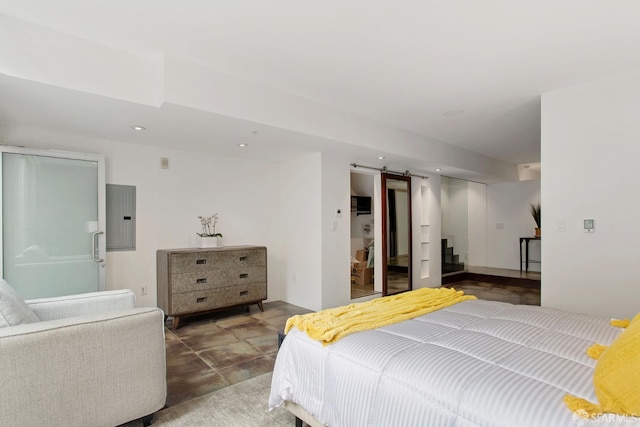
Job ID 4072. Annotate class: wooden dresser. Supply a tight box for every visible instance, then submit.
[157,246,267,329]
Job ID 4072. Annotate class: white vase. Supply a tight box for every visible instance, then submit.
[199,236,219,248]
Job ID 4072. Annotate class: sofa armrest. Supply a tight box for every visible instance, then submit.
[0,307,167,427]
[26,289,137,321]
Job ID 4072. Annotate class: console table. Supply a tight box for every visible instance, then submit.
[519,237,540,272]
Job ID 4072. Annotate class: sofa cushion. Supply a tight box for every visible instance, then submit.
[0,279,40,328]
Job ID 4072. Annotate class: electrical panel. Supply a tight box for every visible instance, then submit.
[106,184,136,251]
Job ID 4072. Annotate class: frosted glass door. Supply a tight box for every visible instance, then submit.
[1,150,105,299]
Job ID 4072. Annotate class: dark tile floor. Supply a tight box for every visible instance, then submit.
[164,301,311,407]
[444,280,541,305]
[165,280,539,408]
[465,265,541,280]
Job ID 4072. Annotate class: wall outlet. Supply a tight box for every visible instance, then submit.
[141,286,148,296]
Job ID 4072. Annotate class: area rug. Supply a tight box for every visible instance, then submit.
[124,373,295,427]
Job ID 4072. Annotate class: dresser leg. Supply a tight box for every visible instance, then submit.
[257,301,264,312]
[172,316,181,330]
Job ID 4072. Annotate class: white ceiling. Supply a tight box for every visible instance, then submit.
[1,0,639,171]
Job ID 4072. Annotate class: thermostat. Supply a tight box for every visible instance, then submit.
[584,219,595,232]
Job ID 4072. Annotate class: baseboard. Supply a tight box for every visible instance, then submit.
[442,271,540,289]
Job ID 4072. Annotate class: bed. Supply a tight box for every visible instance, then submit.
[269,298,640,426]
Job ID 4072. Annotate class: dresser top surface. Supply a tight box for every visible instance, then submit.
[157,245,266,254]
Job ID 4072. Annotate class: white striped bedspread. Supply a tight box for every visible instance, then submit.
[269,299,640,426]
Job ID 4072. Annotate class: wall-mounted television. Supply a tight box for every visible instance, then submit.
[351,196,371,216]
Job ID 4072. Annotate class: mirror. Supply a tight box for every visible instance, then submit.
[381,173,412,295]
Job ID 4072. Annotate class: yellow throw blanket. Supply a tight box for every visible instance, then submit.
[285,287,476,346]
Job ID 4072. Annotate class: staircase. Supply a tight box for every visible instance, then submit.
[441,239,465,274]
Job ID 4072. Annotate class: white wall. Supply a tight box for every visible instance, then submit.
[486,180,541,271]
[541,70,640,318]
[277,153,323,311]
[467,182,487,267]
[321,152,351,309]
[3,126,283,307]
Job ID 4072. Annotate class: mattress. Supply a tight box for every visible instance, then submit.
[269,299,640,426]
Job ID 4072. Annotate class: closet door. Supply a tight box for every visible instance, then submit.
[381,173,412,296]
[1,147,106,299]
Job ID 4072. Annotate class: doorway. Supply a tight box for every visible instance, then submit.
[441,176,469,275]
[350,171,376,299]
[1,146,106,299]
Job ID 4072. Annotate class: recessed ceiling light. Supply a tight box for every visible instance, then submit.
[435,168,443,172]
[238,143,248,147]
[132,125,146,131]
[378,156,385,160]
[442,109,464,117]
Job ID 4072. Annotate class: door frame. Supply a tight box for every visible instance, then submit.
[381,173,412,295]
[0,145,107,290]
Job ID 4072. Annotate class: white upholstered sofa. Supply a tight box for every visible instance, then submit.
[0,280,167,427]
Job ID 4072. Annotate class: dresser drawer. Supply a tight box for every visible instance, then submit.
[170,271,226,294]
[170,265,267,294]
[171,282,267,314]
[170,248,266,274]
[216,249,266,269]
[228,265,267,286]
[170,252,225,274]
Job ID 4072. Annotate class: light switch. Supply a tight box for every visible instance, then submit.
[556,220,566,232]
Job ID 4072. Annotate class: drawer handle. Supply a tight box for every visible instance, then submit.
[239,273,249,279]
[239,291,249,296]
[196,259,207,265]
[196,278,207,284]
[239,256,248,261]
[196,297,208,303]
